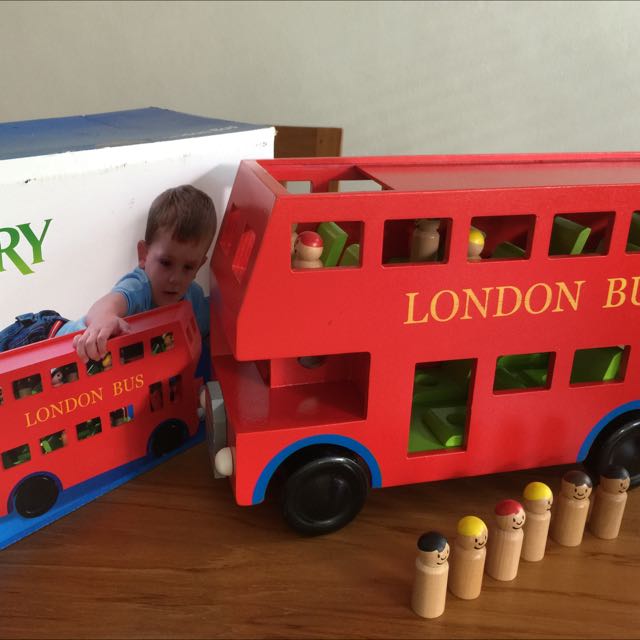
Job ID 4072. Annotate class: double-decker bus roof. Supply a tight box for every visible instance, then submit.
[258,152,640,193]
[0,301,192,375]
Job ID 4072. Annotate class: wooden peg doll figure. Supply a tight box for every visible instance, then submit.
[51,368,65,387]
[448,515,488,600]
[410,218,440,262]
[485,499,526,581]
[411,531,450,619]
[292,230,323,269]
[521,481,553,562]
[589,465,630,540]
[550,469,593,547]
[468,227,485,261]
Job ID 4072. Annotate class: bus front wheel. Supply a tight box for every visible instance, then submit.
[281,455,369,535]
[14,475,59,518]
[586,417,640,488]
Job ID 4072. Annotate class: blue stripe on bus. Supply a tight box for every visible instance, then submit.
[251,435,382,505]
[577,400,640,461]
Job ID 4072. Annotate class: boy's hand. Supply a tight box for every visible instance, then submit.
[73,316,131,363]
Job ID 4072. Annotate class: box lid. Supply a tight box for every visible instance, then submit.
[0,107,269,160]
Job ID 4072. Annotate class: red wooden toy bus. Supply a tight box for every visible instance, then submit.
[0,301,201,527]
[204,152,640,535]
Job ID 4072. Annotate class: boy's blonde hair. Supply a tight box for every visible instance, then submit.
[145,185,217,246]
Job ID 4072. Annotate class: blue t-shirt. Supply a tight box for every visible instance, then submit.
[57,267,209,338]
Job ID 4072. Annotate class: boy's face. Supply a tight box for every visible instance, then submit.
[138,229,210,307]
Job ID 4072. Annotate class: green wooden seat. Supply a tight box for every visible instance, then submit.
[492,241,526,259]
[494,352,550,390]
[571,346,624,384]
[408,412,445,453]
[422,406,466,447]
[339,243,360,266]
[549,216,591,256]
[317,221,348,267]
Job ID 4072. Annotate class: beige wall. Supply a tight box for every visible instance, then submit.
[2,0,640,155]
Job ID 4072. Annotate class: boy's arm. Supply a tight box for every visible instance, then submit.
[72,292,130,362]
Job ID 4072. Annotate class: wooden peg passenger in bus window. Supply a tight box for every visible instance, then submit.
[485,499,526,581]
[448,515,488,600]
[162,332,174,351]
[468,227,485,261]
[410,219,440,262]
[411,531,450,619]
[292,231,323,269]
[51,368,65,387]
[521,481,553,562]
[550,469,592,546]
[589,465,630,540]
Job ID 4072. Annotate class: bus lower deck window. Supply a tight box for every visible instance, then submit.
[40,431,67,455]
[2,444,31,469]
[76,418,102,441]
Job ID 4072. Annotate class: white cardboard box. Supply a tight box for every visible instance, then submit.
[0,108,275,327]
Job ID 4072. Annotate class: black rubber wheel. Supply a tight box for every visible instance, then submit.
[282,455,369,535]
[586,418,640,488]
[151,421,187,457]
[14,475,59,518]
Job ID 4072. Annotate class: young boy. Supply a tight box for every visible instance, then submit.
[56,185,217,362]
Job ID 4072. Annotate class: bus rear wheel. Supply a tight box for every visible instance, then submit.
[14,475,59,518]
[586,417,640,488]
[281,455,369,535]
[151,420,188,457]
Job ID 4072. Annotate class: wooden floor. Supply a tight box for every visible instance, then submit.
[1,443,639,639]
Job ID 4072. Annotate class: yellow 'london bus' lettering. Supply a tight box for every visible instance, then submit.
[404,280,586,325]
[25,388,104,428]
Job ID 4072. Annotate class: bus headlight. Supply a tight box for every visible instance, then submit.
[214,447,233,477]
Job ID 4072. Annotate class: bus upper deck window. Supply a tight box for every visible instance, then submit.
[151,332,174,354]
[292,221,363,269]
[383,218,450,265]
[120,342,144,365]
[13,374,43,400]
[469,215,535,262]
[50,363,79,388]
[0,387,3,405]
[626,211,640,252]
[549,212,614,257]
[87,352,112,376]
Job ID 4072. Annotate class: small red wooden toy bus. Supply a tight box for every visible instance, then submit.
[204,152,640,535]
[0,301,201,532]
